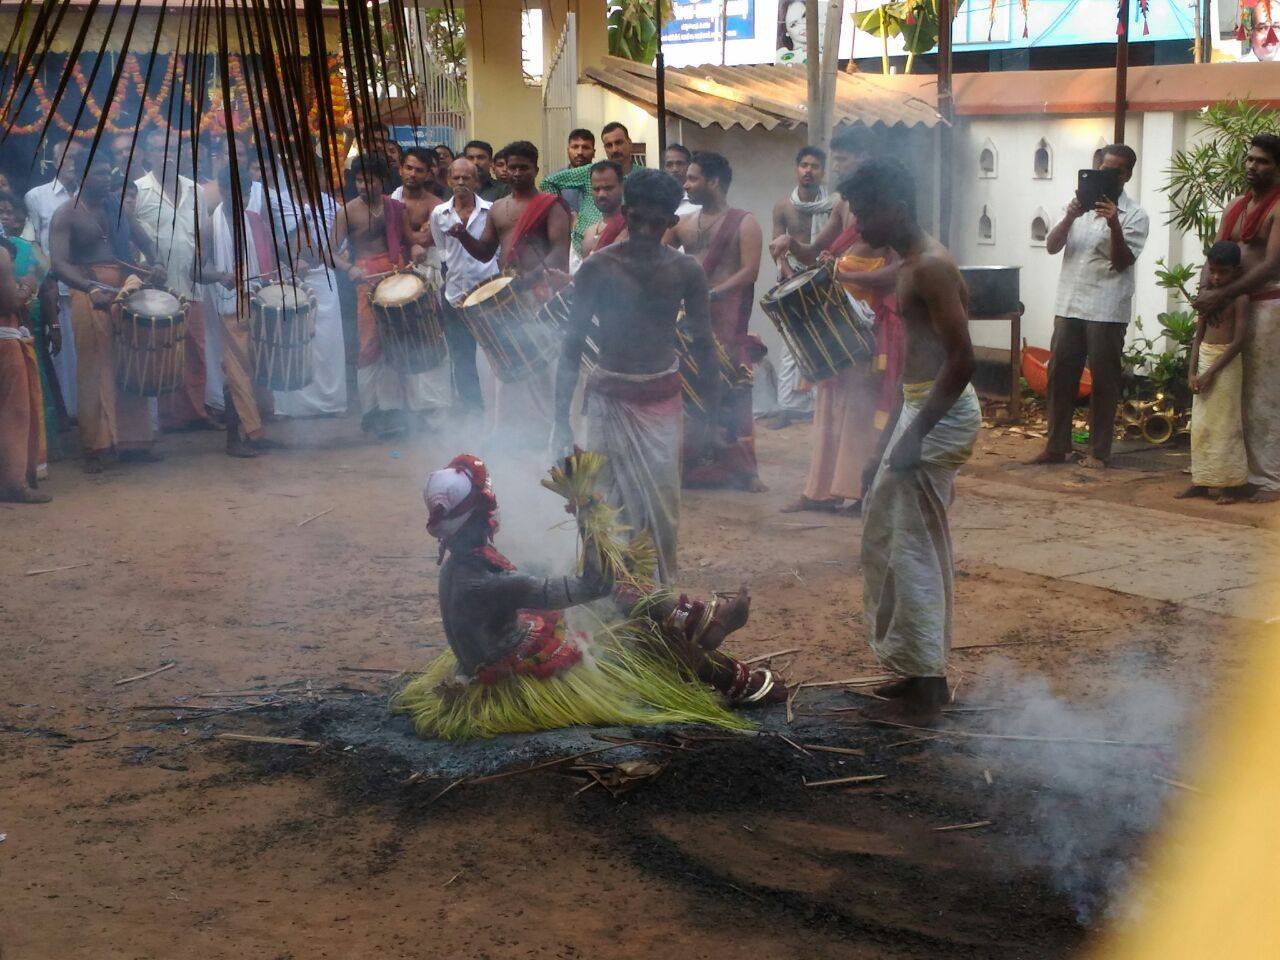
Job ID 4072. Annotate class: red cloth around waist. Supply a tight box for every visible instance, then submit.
[586,366,683,404]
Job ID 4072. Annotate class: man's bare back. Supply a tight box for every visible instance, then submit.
[576,241,707,375]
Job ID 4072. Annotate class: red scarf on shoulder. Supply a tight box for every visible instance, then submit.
[502,192,568,271]
[595,212,627,251]
[1218,185,1280,244]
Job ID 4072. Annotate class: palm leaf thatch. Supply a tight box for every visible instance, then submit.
[0,0,460,282]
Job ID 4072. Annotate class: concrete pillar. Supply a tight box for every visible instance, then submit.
[464,0,543,152]
[1133,110,1180,342]
[571,0,609,68]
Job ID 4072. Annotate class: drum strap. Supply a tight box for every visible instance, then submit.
[700,207,748,280]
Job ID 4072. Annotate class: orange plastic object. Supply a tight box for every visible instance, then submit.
[1021,343,1091,400]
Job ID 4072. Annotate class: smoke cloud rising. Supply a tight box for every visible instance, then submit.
[964,657,1192,925]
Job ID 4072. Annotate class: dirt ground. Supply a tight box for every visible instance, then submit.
[1,404,1269,959]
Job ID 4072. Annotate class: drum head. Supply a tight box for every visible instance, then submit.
[461,275,513,309]
[372,272,426,307]
[255,282,310,310]
[124,288,181,319]
[773,267,824,299]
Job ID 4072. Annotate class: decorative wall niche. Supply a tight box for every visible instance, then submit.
[1033,138,1052,179]
[978,204,995,245]
[1030,207,1049,246]
[979,138,998,179]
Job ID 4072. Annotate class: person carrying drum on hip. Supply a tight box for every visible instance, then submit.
[201,158,284,458]
[449,141,571,444]
[392,147,443,264]
[448,140,571,298]
[331,155,414,441]
[48,142,164,474]
[554,168,720,586]
[667,151,766,493]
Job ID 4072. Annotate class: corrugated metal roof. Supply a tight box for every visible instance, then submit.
[584,55,943,131]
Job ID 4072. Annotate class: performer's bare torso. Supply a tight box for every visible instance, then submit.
[61,201,117,267]
[489,193,550,273]
[578,242,703,375]
[345,197,390,260]
[399,187,440,249]
[672,208,742,287]
[1224,192,1279,279]
[895,235,968,382]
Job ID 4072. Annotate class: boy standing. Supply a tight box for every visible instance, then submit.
[1179,242,1250,504]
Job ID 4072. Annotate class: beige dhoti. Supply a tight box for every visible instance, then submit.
[70,265,153,456]
[1243,294,1280,492]
[218,311,265,441]
[861,382,980,678]
[1191,342,1247,489]
[0,329,42,493]
[803,365,877,502]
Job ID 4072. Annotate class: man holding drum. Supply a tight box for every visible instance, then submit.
[48,145,161,474]
[330,155,414,440]
[669,151,766,493]
[554,169,719,585]
[846,159,980,724]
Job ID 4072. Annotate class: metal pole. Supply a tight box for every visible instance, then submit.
[805,0,821,143]
[1202,0,1213,62]
[1115,0,1130,143]
[656,0,667,156]
[937,0,954,246]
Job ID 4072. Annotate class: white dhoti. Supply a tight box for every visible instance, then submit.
[861,382,980,678]
[1191,342,1247,489]
[775,345,813,414]
[274,268,348,417]
[52,295,77,417]
[1243,294,1280,491]
[585,362,683,585]
[202,285,226,411]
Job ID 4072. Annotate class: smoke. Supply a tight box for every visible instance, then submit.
[410,396,579,576]
[962,657,1192,925]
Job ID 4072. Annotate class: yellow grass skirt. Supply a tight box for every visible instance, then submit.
[392,626,752,742]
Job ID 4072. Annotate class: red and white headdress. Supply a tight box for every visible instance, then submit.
[423,454,499,547]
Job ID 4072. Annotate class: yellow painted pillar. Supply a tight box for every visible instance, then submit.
[571,0,609,69]
[464,0,543,152]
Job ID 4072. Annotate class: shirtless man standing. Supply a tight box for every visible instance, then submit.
[845,158,979,723]
[1193,133,1280,502]
[763,145,833,430]
[668,151,765,491]
[579,160,627,258]
[49,144,162,473]
[555,168,719,585]
[331,156,412,439]
[451,140,570,282]
[393,147,442,261]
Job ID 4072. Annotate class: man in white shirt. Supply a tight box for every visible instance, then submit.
[22,138,78,416]
[132,125,217,430]
[1030,144,1149,469]
[429,158,498,415]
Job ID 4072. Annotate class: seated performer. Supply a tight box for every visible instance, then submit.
[555,168,718,585]
[331,155,413,440]
[393,453,786,741]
